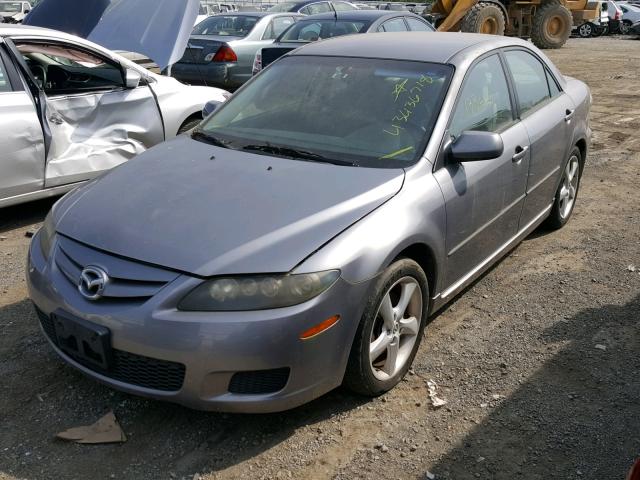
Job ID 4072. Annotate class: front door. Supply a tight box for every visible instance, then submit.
[0,43,46,202]
[434,53,530,292]
[12,39,164,188]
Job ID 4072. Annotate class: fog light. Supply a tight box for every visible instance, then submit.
[300,315,340,340]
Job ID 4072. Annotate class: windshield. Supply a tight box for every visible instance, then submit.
[279,19,368,41]
[198,56,452,168]
[0,2,21,12]
[192,15,260,36]
[268,2,296,12]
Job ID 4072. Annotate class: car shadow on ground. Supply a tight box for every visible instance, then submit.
[0,297,370,479]
[0,197,58,234]
[420,294,640,479]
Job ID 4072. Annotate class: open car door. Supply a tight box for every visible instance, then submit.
[4,38,164,188]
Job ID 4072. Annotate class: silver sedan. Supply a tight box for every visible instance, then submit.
[170,13,303,89]
[27,32,590,413]
[0,25,229,208]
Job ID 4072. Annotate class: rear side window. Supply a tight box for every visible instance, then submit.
[0,58,12,93]
[378,17,408,32]
[406,17,434,31]
[504,50,551,115]
[546,69,561,97]
[449,54,513,137]
[334,1,357,10]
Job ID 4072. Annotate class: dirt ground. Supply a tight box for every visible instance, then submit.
[1,36,639,480]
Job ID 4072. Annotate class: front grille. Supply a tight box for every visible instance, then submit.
[35,306,185,392]
[228,368,290,395]
[54,236,178,302]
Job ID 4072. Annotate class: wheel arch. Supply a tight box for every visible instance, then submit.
[392,242,438,310]
[177,111,204,135]
[575,137,587,168]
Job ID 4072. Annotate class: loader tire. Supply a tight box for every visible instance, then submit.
[531,1,573,49]
[460,2,506,35]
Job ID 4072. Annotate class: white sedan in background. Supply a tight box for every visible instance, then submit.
[0,25,229,208]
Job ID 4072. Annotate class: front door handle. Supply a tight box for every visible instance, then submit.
[49,113,65,125]
[564,109,575,122]
[512,145,529,163]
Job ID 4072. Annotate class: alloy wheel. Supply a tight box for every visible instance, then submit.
[559,154,580,219]
[369,277,422,381]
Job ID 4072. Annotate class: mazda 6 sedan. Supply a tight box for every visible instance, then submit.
[27,32,591,413]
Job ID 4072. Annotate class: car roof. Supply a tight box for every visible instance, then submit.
[290,31,540,64]
[302,10,419,20]
[208,11,271,17]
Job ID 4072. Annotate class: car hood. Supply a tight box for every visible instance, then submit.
[55,136,405,277]
[23,0,199,69]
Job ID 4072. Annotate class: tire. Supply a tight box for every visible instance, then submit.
[592,24,606,37]
[545,146,582,229]
[460,2,506,35]
[578,22,593,37]
[343,258,429,397]
[177,116,202,134]
[531,1,573,49]
[620,20,631,34]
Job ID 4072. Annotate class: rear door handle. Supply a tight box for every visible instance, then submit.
[512,145,529,163]
[564,109,575,122]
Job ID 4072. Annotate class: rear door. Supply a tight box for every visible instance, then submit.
[11,39,164,188]
[502,48,575,227]
[0,41,46,201]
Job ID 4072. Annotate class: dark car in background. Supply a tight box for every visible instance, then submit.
[268,0,358,14]
[170,12,302,89]
[253,10,434,74]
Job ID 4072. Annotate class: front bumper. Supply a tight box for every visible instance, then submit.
[27,233,371,413]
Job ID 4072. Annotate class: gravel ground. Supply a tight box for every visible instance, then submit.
[1,36,639,480]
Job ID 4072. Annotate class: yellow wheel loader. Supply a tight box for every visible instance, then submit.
[430,0,600,48]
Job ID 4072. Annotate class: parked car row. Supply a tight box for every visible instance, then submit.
[573,0,640,36]
[172,9,435,89]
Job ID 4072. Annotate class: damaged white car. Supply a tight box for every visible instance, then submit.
[0,25,229,208]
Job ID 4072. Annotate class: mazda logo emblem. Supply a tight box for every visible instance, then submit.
[78,266,109,300]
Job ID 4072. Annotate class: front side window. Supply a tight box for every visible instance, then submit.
[264,16,297,39]
[17,43,124,95]
[378,17,409,32]
[504,50,551,115]
[300,2,332,14]
[279,20,367,41]
[199,56,453,167]
[192,15,260,36]
[406,17,434,31]
[449,54,513,137]
[268,2,297,12]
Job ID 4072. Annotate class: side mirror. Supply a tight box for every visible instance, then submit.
[24,8,30,13]
[202,100,221,117]
[449,131,504,162]
[125,68,142,89]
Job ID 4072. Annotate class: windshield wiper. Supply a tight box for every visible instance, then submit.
[242,144,356,166]
[191,129,235,149]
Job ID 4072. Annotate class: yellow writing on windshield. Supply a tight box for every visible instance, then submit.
[379,146,414,159]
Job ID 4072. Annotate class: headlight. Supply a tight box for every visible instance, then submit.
[39,211,56,259]
[178,270,340,311]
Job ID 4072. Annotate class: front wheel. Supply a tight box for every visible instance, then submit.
[545,147,582,229]
[343,258,429,396]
